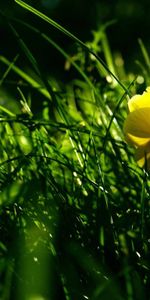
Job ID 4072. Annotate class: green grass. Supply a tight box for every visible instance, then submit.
[0,1,150,300]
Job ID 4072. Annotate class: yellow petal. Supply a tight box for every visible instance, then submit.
[128,88,150,112]
[124,107,150,146]
[135,141,150,169]
[146,86,150,93]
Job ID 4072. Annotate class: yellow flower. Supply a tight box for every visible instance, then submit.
[124,87,150,168]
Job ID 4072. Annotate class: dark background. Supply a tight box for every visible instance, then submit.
[0,0,150,76]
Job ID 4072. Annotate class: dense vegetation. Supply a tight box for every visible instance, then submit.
[0,1,150,299]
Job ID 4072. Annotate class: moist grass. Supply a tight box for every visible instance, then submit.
[0,1,150,300]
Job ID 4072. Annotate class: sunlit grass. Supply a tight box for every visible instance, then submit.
[0,2,150,300]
